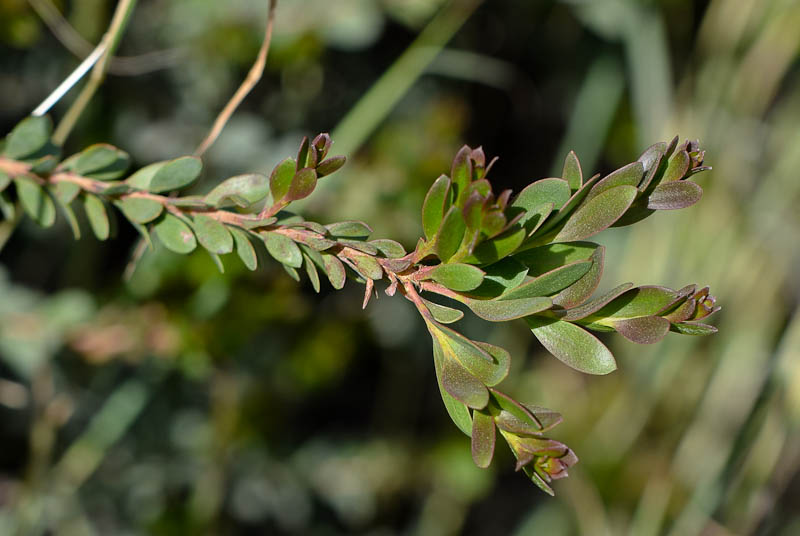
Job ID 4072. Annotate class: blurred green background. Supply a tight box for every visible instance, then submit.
[1,0,799,534]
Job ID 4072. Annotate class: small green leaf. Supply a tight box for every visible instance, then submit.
[435,206,466,262]
[612,316,671,344]
[440,356,489,409]
[527,317,617,375]
[422,175,451,240]
[269,157,296,201]
[500,261,592,300]
[433,324,510,387]
[4,116,52,159]
[52,181,81,204]
[511,178,571,213]
[588,286,682,321]
[15,177,55,227]
[463,296,552,322]
[126,162,166,190]
[296,136,311,168]
[553,185,637,242]
[534,174,601,236]
[348,253,383,280]
[585,161,643,202]
[326,220,372,239]
[149,156,203,193]
[646,181,702,210]
[338,239,378,255]
[670,321,718,336]
[154,213,197,254]
[204,173,270,208]
[489,389,545,434]
[461,225,526,265]
[422,298,464,324]
[229,226,257,270]
[429,263,485,291]
[75,144,128,178]
[321,253,346,289]
[286,167,317,201]
[451,145,473,204]
[262,232,302,268]
[0,171,10,192]
[83,194,110,240]
[193,214,233,254]
[471,410,496,468]
[562,151,582,191]
[370,239,406,258]
[117,197,163,223]
[468,257,529,298]
[552,246,605,308]
[661,149,690,183]
[514,241,598,275]
[302,252,321,292]
[432,337,473,435]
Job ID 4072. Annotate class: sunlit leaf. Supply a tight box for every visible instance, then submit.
[501,261,592,300]
[435,206,466,262]
[422,175,451,240]
[463,295,552,322]
[527,317,616,375]
[422,298,464,324]
[269,157,297,201]
[554,185,637,242]
[429,263,485,291]
[647,180,702,210]
[205,173,270,208]
[471,410,496,468]
[326,220,372,239]
[561,151,582,191]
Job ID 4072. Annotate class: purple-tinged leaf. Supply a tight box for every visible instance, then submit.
[435,206,466,262]
[292,232,336,251]
[316,155,346,177]
[463,296,552,322]
[661,149,690,183]
[552,246,605,308]
[489,389,544,434]
[370,239,406,258]
[613,315,671,344]
[553,185,637,242]
[451,145,473,204]
[269,157,296,201]
[262,232,302,268]
[471,410,496,468]
[422,175,451,241]
[527,317,617,375]
[670,321,718,336]
[646,180,702,210]
[321,253,346,289]
[441,356,489,409]
[348,253,383,280]
[432,324,509,386]
[562,151,583,191]
[432,337,473,435]
[560,282,634,321]
[663,298,696,323]
[382,257,412,272]
[429,263,485,291]
[286,167,317,201]
[326,220,373,239]
[520,404,563,433]
[296,136,310,169]
[501,260,592,300]
[585,161,643,203]
[637,142,667,192]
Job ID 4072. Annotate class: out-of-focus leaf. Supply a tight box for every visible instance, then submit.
[75,144,130,180]
[149,156,202,193]
[422,175,451,240]
[4,116,51,159]
[193,214,233,254]
[83,194,110,240]
[554,185,637,242]
[229,226,257,270]
[286,167,317,201]
[422,298,464,324]
[501,261,592,300]
[613,315,671,344]
[562,151,582,190]
[316,155,346,177]
[15,177,55,227]
[661,149,690,183]
[116,197,163,223]
[0,171,10,192]
[435,206,466,262]
[326,220,372,239]
[154,213,197,254]
[262,232,302,268]
[269,157,296,201]
[463,295,552,322]
[471,410,496,468]
[527,317,616,375]
[205,173,270,208]
[52,181,80,204]
[303,252,321,292]
[451,145,472,203]
[647,180,702,210]
[126,162,166,190]
[429,263,485,291]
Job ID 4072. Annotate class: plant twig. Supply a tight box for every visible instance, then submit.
[193,0,278,157]
[52,0,139,145]
[27,0,182,76]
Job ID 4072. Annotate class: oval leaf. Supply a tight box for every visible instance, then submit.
[435,206,466,262]
[464,296,552,322]
[501,260,592,300]
[229,226,257,270]
[193,214,233,254]
[15,177,55,227]
[154,213,197,254]
[422,298,464,324]
[527,318,617,375]
[4,116,52,159]
[428,263,485,291]
[117,197,163,223]
[612,315,670,344]
[554,185,638,242]
[422,175,451,240]
[471,410,496,468]
[562,151,582,190]
[262,232,302,268]
[149,156,202,193]
[83,194,110,240]
[326,220,372,239]
[646,180,702,210]
[321,253,346,290]
[286,167,317,201]
[269,157,296,201]
[205,173,270,208]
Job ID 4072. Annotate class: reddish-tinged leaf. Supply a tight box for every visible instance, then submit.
[661,149,690,183]
[670,321,718,336]
[441,356,489,409]
[647,180,703,210]
[585,161,643,203]
[554,185,637,242]
[613,315,671,344]
[432,337,473,435]
[269,157,296,201]
[462,296,552,322]
[501,261,592,300]
[561,282,634,321]
[286,167,317,201]
[422,298,464,324]
[321,253,346,289]
[552,246,605,308]
[471,410,496,468]
[562,151,582,191]
[451,145,473,204]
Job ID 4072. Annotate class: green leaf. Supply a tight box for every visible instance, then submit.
[433,324,510,387]
[661,149,690,183]
[561,283,633,321]
[612,316,671,344]
[468,257,529,298]
[204,173,270,208]
[296,136,311,168]
[489,389,545,434]
[316,155,346,177]
[337,239,378,255]
[533,174,601,237]
[321,253,346,289]
[588,286,682,321]
[451,145,472,204]
[552,246,605,309]
[262,232,302,268]
[75,144,130,180]
[422,298,464,324]
[585,161,643,203]
[283,263,300,281]
[154,213,197,254]
[0,191,15,220]
[52,181,81,204]
[286,167,317,201]
[514,241,599,275]
[471,410,496,468]
[370,239,406,258]
[435,206,466,262]
[269,157,296,201]
[0,171,10,192]
[432,337,473,435]
[527,317,617,375]
[422,175,451,240]
[562,151,582,191]
[55,197,81,239]
[302,252,321,292]
[553,185,637,242]
[440,356,489,409]
[149,156,203,193]
[428,263,485,291]
[116,197,163,223]
[637,142,667,192]
[193,214,233,254]
[511,178,571,213]
[500,260,592,300]
[29,155,59,175]
[646,181,702,210]
[15,177,55,227]
[126,162,166,190]
[670,321,718,336]
[229,226,257,270]
[462,225,526,265]
[326,220,372,239]
[348,253,383,280]
[4,116,52,159]
[83,194,110,240]
[463,296,552,322]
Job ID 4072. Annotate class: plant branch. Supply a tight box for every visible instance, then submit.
[52,0,139,145]
[193,0,278,157]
